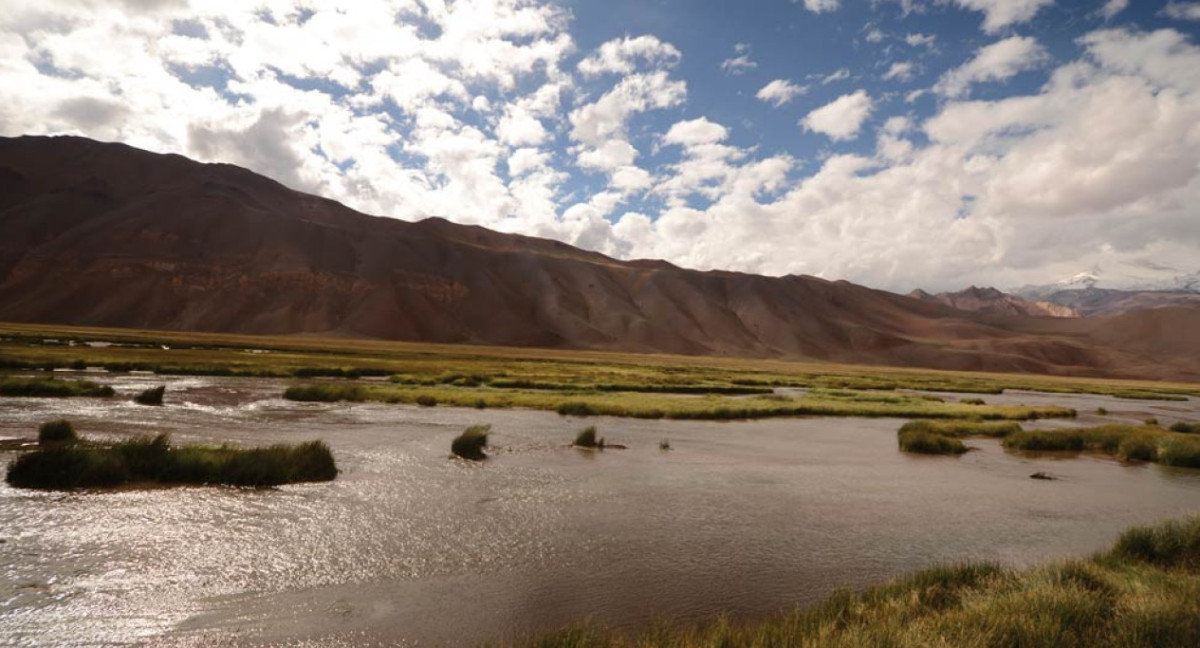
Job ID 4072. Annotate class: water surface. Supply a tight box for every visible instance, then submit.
[1,373,1198,647]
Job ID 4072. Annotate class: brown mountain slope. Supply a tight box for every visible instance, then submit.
[909,287,1078,318]
[0,135,1197,380]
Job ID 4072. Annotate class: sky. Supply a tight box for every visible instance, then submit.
[2,0,1200,293]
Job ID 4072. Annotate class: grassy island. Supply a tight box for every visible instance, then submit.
[5,429,337,489]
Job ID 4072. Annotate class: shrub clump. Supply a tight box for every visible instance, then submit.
[1003,429,1085,452]
[960,397,986,405]
[283,384,366,402]
[37,419,77,445]
[415,395,438,407]
[557,401,597,417]
[1110,517,1200,570]
[898,427,968,455]
[1169,421,1200,434]
[573,426,603,448]
[0,376,115,398]
[134,385,165,405]
[1158,436,1200,468]
[5,434,337,489]
[451,425,490,461]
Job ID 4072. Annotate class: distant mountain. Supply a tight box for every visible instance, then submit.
[1014,288,1200,318]
[1014,267,1200,317]
[909,286,1078,318]
[1,135,1198,381]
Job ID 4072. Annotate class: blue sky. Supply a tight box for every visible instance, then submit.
[2,0,1200,292]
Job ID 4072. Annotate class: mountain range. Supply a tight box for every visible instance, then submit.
[1,135,1198,381]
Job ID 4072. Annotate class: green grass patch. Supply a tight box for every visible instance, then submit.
[1003,424,1200,467]
[451,425,489,461]
[37,419,77,445]
[509,516,1200,648]
[898,427,968,455]
[897,420,1023,455]
[4,323,1197,406]
[0,376,115,398]
[5,433,337,489]
[283,384,1074,422]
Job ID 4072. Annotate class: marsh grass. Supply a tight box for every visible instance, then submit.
[897,427,967,454]
[5,433,337,489]
[1169,422,1200,434]
[283,384,366,402]
[1002,425,1200,467]
[451,425,490,461]
[134,385,165,405]
[284,384,1074,422]
[897,420,1023,456]
[573,426,600,448]
[37,419,77,445]
[0,376,115,398]
[509,516,1200,648]
[4,323,1196,405]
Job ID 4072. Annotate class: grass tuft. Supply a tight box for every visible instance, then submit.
[573,426,600,448]
[557,402,597,417]
[283,384,366,402]
[37,419,77,445]
[1111,517,1200,570]
[898,427,968,455]
[416,395,438,407]
[1169,421,1200,434]
[451,425,489,461]
[134,385,165,405]
[5,434,337,489]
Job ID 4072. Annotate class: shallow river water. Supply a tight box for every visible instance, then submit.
[1,373,1198,647]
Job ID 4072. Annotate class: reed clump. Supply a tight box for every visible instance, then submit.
[283,384,367,402]
[451,425,490,461]
[0,376,115,398]
[5,433,337,489]
[574,426,602,448]
[37,419,77,445]
[134,385,165,405]
[896,420,1023,455]
[1002,424,1200,468]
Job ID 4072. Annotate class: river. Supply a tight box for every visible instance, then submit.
[1,373,1198,646]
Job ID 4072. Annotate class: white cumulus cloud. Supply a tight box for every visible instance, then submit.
[802,90,874,141]
[935,35,1048,97]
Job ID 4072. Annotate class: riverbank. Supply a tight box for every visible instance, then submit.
[516,516,1200,648]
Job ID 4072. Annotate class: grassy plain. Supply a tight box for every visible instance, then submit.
[2,322,1196,404]
[514,516,1200,648]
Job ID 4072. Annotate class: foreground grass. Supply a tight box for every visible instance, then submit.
[5,432,337,489]
[0,375,114,398]
[511,517,1200,648]
[284,383,1075,421]
[3,322,1197,402]
[1003,425,1200,468]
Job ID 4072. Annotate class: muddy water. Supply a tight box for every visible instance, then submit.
[1,374,1198,647]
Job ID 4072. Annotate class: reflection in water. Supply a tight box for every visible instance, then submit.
[0,374,1198,646]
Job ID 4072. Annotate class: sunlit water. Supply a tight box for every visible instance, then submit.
[1,373,1198,647]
